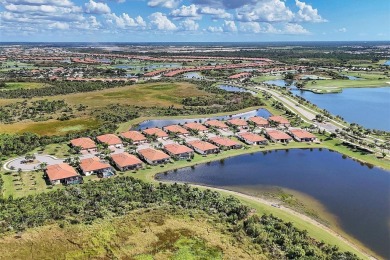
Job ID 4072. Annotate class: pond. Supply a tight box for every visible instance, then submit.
[292,87,390,131]
[183,72,203,79]
[265,79,296,87]
[218,85,256,94]
[383,60,390,66]
[157,148,390,258]
[134,108,272,130]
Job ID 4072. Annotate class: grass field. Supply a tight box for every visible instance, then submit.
[0,208,259,259]
[1,82,50,90]
[0,118,101,136]
[251,75,281,82]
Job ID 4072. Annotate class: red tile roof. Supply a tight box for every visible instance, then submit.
[70,137,96,150]
[121,131,146,142]
[227,118,248,127]
[164,125,189,135]
[164,143,193,155]
[138,148,170,161]
[205,120,228,129]
[269,116,290,125]
[188,140,218,151]
[183,122,208,132]
[46,163,78,181]
[290,129,316,139]
[266,130,292,140]
[238,132,267,142]
[142,128,168,138]
[80,157,111,172]
[209,137,241,147]
[249,116,268,126]
[111,152,143,168]
[96,134,122,146]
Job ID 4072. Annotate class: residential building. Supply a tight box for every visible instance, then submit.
[79,157,114,177]
[163,125,189,136]
[237,132,268,145]
[96,134,123,148]
[111,152,143,171]
[265,129,293,143]
[227,118,248,129]
[70,137,96,152]
[121,131,147,145]
[187,140,219,155]
[289,129,317,142]
[209,136,242,149]
[248,116,269,127]
[268,116,290,127]
[142,128,169,139]
[183,122,208,133]
[164,143,194,160]
[138,148,170,165]
[204,120,229,130]
[45,163,82,185]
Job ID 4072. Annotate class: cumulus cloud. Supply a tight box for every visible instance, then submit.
[170,4,199,18]
[149,12,177,30]
[3,0,75,7]
[193,0,254,9]
[105,13,146,29]
[147,0,181,9]
[198,6,232,19]
[239,21,261,33]
[207,25,223,33]
[49,21,69,30]
[223,20,237,32]
[236,0,294,23]
[295,0,326,22]
[283,23,309,34]
[338,27,347,33]
[84,0,111,14]
[179,19,199,31]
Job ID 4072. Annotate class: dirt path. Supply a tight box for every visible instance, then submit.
[191,184,377,260]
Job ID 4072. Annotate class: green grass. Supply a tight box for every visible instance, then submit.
[251,75,281,82]
[302,78,389,93]
[1,82,49,90]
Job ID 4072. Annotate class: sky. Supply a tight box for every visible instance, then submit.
[0,0,389,42]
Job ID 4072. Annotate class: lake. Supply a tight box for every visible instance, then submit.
[218,85,256,94]
[157,148,390,258]
[134,108,272,129]
[292,87,390,131]
[265,79,296,87]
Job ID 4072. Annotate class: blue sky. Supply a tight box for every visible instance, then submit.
[0,0,389,42]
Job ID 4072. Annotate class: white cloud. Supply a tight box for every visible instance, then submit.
[170,4,199,18]
[149,12,177,30]
[283,23,309,34]
[105,13,146,29]
[3,0,75,7]
[338,27,347,33]
[223,20,237,32]
[147,0,181,9]
[236,0,294,23]
[239,22,261,33]
[84,0,110,14]
[179,19,199,31]
[49,21,69,30]
[207,26,223,33]
[198,6,232,19]
[295,0,326,22]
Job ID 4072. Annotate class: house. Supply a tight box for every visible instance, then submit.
[121,131,147,145]
[289,129,317,142]
[248,116,269,128]
[163,125,189,136]
[183,122,208,133]
[45,163,82,185]
[70,137,96,152]
[209,136,242,149]
[204,120,229,130]
[187,140,219,155]
[268,116,290,127]
[111,152,143,171]
[265,129,293,143]
[164,143,194,160]
[138,148,170,165]
[142,128,169,139]
[96,134,123,148]
[237,132,268,145]
[227,118,248,129]
[79,157,114,177]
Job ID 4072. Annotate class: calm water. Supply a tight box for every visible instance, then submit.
[157,149,390,258]
[218,85,256,94]
[384,60,390,66]
[292,87,390,131]
[135,108,271,129]
[265,79,296,87]
[183,72,203,79]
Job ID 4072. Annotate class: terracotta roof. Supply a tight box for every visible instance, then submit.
[228,72,251,79]
[121,131,146,142]
[187,140,218,151]
[266,130,292,140]
[46,163,78,181]
[269,116,290,125]
[96,134,122,146]
[205,120,228,129]
[164,125,189,135]
[290,129,316,139]
[70,137,96,150]
[209,137,241,147]
[138,148,170,161]
[183,122,208,132]
[111,152,143,168]
[80,157,111,172]
[142,128,168,138]
[164,143,193,155]
[249,116,269,126]
[238,132,267,142]
[227,118,248,126]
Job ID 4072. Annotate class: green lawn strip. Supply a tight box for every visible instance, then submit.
[251,75,281,82]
